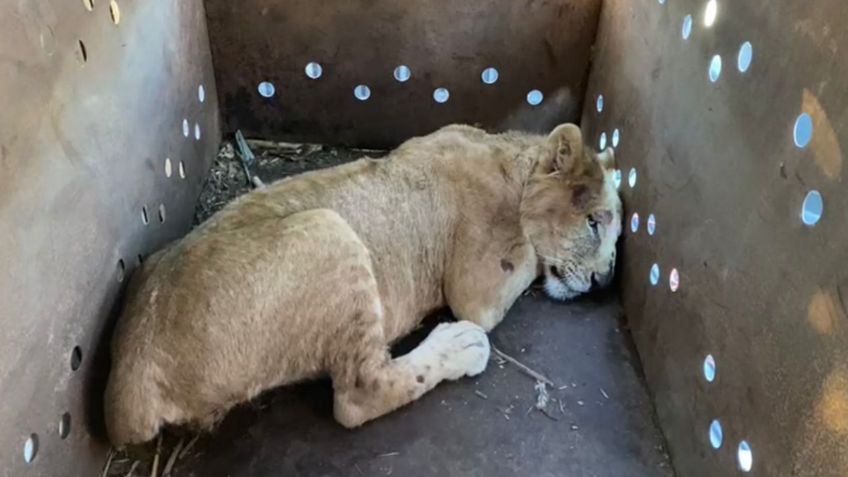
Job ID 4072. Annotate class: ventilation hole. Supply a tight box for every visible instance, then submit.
[354,85,371,101]
[83,0,94,11]
[305,62,323,79]
[182,119,190,137]
[481,67,499,84]
[612,128,620,148]
[658,0,666,4]
[631,212,640,233]
[70,346,83,371]
[628,168,637,188]
[709,55,722,82]
[704,0,717,27]
[164,158,172,178]
[649,263,660,286]
[794,112,813,148]
[647,213,656,235]
[612,169,622,189]
[109,0,120,25]
[596,95,604,113]
[682,14,693,39]
[198,84,205,103]
[178,161,186,179]
[599,132,608,150]
[158,204,166,223]
[76,40,87,65]
[669,268,680,292]
[738,441,753,472]
[709,420,723,449]
[117,259,125,282]
[59,413,71,439]
[433,87,450,103]
[141,206,149,225]
[257,81,276,98]
[737,41,753,73]
[23,434,39,464]
[393,65,411,82]
[703,354,716,382]
[194,123,201,141]
[801,190,823,226]
[526,90,544,106]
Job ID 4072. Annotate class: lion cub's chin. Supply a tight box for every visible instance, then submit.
[542,276,584,301]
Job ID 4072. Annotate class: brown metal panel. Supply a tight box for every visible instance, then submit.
[583,0,848,476]
[0,0,219,475]
[205,0,602,148]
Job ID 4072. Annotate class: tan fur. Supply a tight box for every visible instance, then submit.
[104,123,622,446]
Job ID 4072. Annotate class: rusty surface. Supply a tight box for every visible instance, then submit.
[0,0,219,475]
[205,0,602,148]
[583,0,848,476]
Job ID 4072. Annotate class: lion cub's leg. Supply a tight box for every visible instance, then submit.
[331,318,490,428]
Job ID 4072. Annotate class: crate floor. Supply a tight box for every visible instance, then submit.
[170,291,673,477]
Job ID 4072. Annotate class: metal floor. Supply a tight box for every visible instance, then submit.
[171,291,673,477]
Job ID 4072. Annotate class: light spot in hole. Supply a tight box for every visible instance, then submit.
[628,168,637,188]
[682,14,693,39]
[257,81,276,98]
[704,0,717,27]
[709,420,723,449]
[612,169,622,189]
[481,67,499,84]
[709,55,722,82]
[526,90,544,106]
[703,354,716,382]
[738,41,753,73]
[109,0,120,25]
[198,84,205,103]
[794,112,813,148]
[596,95,604,113]
[649,263,660,286]
[433,88,450,103]
[194,123,201,141]
[23,434,38,464]
[76,40,87,64]
[141,206,149,225]
[117,259,125,282]
[599,132,607,150]
[305,62,323,79]
[178,161,186,179]
[164,158,172,178]
[354,85,371,101]
[669,268,680,292]
[658,0,666,4]
[158,204,166,223]
[393,65,411,82]
[59,413,71,439]
[647,214,656,235]
[182,119,190,137]
[737,441,753,472]
[83,0,94,11]
[630,212,640,233]
[612,128,620,148]
[801,190,823,226]
[70,346,83,371]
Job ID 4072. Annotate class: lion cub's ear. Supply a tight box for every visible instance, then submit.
[597,147,615,171]
[543,123,584,175]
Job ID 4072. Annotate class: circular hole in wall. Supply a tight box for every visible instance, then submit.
[70,346,83,371]
[182,119,190,137]
[76,40,87,65]
[141,206,149,225]
[178,161,186,179]
[526,90,544,106]
[649,263,660,286]
[257,81,276,98]
[596,95,604,113]
[612,128,620,148]
[599,132,607,150]
[393,65,411,82]
[738,441,753,472]
[164,158,172,178]
[708,55,722,82]
[433,87,450,103]
[612,169,622,189]
[83,0,94,11]
[305,62,323,79]
[198,84,205,103]
[737,41,753,73]
[354,85,371,101]
[109,0,120,25]
[481,67,499,84]
[59,413,71,439]
[709,420,723,449]
[194,123,201,141]
[703,354,716,382]
[794,113,813,148]
[682,14,693,39]
[630,212,640,233]
[117,259,126,282]
[647,213,656,235]
[628,168,637,188]
[704,0,717,27]
[669,268,680,292]
[158,204,166,223]
[801,190,823,226]
[23,434,39,464]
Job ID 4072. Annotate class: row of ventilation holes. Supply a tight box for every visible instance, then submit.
[257,65,547,106]
[22,0,206,466]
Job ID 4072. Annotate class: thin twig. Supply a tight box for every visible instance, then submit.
[150,435,163,477]
[474,390,488,400]
[162,437,185,477]
[491,345,555,387]
[378,452,400,458]
[600,388,610,400]
[179,435,201,460]
[355,464,365,475]
[101,448,115,477]
[124,461,140,477]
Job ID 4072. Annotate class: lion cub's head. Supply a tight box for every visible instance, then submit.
[520,123,622,300]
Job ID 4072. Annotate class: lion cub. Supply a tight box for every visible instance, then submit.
[104,123,622,446]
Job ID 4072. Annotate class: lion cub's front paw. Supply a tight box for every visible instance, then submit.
[420,321,490,380]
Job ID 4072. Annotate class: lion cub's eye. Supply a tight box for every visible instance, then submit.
[587,215,599,235]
